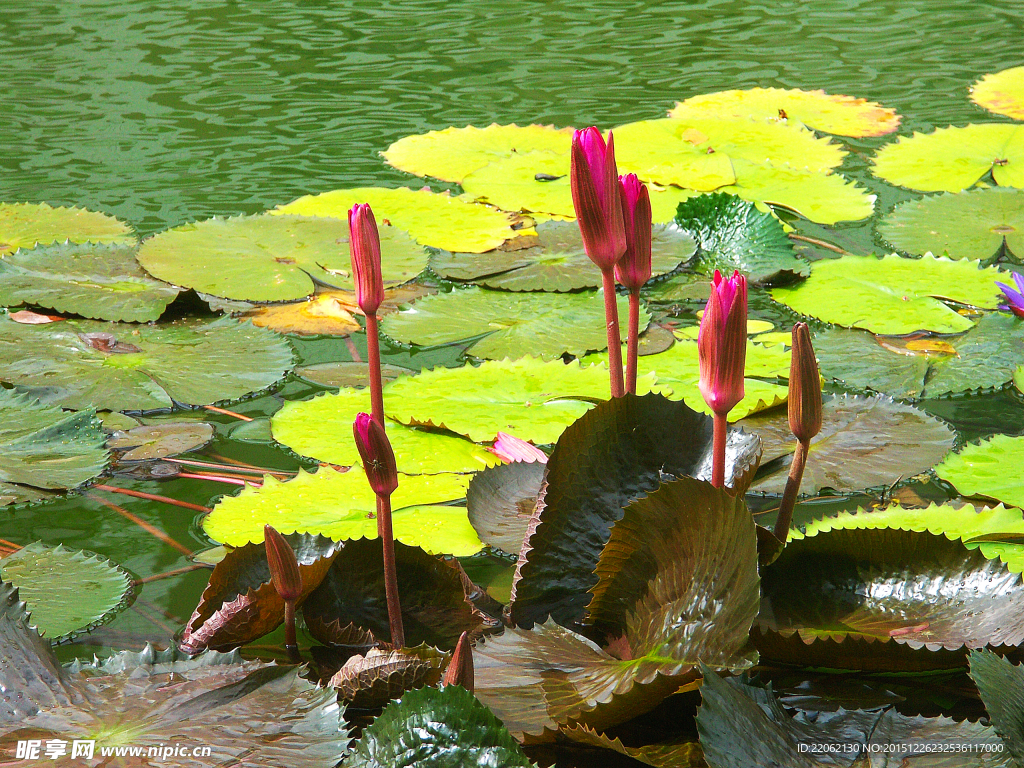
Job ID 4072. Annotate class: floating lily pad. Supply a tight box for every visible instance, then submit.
[969,650,1024,766]
[815,314,1024,399]
[274,186,526,253]
[971,66,1024,120]
[0,202,134,256]
[138,214,427,302]
[179,533,342,654]
[795,502,1024,576]
[202,467,480,557]
[431,220,693,291]
[878,187,1024,261]
[741,394,955,496]
[383,357,655,445]
[0,315,294,411]
[0,629,350,767]
[872,124,1024,192]
[467,460,546,555]
[614,116,847,189]
[697,668,1006,768]
[346,685,535,768]
[771,253,1003,334]
[272,387,499,474]
[561,725,703,768]
[0,242,179,322]
[383,123,574,183]
[670,87,900,137]
[329,645,448,709]
[303,538,489,650]
[508,394,761,629]
[461,150,575,217]
[477,476,760,738]
[643,271,713,303]
[107,422,214,460]
[294,361,414,389]
[674,192,808,284]
[935,434,1024,510]
[381,287,648,360]
[0,389,108,505]
[757,527,1024,665]
[0,543,133,643]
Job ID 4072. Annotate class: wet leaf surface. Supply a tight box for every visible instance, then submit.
[107,421,214,461]
[969,650,1024,766]
[329,645,448,710]
[467,460,546,556]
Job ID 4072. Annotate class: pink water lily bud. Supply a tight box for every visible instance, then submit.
[788,322,822,443]
[264,525,302,603]
[614,174,652,292]
[348,203,384,316]
[490,432,548,464]
[698,270,748,416]
[570,127,626,271]
[353,412,398,497]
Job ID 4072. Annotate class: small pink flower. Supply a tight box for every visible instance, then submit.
[353,412,398,497]
[614,173,652,292]
[570,128,626,271]
[348,203,384,315]
[490,432,548,464]
[698,270,748,415]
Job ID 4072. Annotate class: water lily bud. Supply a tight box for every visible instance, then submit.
[997,271,1024,318]
[698,270,748,416]
[264,525,302,603]
[348,203,384,316]
[353,412,398,497]
[788,322,822,443]
[441,631,474,693]
[570,127,626,271]
[614,174,652,292]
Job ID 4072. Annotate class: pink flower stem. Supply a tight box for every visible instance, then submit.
[283,599,300,662]
[774,439,809,542]
[712,411,728,488]
[377,493,405,648]
[601,268,625,398]
[625,289,641,395]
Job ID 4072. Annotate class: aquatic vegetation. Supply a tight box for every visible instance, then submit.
[997,270,1024,317]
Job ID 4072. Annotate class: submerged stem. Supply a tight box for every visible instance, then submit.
[86,493,194,557]
[774,439,809,542]
[377,493,405,649]
[626,289,641,395]
[601,269,625,398]
[712,411,727,489]
[93,484,212,513]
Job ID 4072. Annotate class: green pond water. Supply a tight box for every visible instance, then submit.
[1,0,1024,659]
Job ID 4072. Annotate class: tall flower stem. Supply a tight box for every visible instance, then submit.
[712,411,728,488]
[377,493,405,649]
[601,269,625,398]
[283,599,299,662]
[364,312,385,427]
[625,290,641,394]
[774,439,809,542]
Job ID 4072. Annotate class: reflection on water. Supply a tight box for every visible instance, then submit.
[1,0,1020,233]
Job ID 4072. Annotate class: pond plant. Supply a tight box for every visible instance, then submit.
[4,76,1024,766]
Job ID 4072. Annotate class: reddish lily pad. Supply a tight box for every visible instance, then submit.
[329,645,448,709]
[467,460,546,556]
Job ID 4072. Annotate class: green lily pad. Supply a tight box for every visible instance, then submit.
[971,66,1024,120]
[935,434,1024,510]
[969,650,1024,766]
[879,188,1024,261]
[0,630,351,767]
[293,361,414,389]
[509,393,761,629]
[383,123,574,183]
[0,242,179,322]
[674,192,808,284]
[431,220,694,291]
[273,186,525,253]
[347,685,535,768]
[770,253,1003,334]
[0,389,108,506]
[643,271,713,303]
[794,502,1024,576]
[697,668,1007,768]
[741,394,955,496]
[383,357,655,444]
[814,314,1024,399]
[179,532,343,653]
[477,475,760,738]
[107,422,214,461]
[460,150,575,217]
[381,286,649,360]
[302,538,490,650]
[670,87,901,137]
[0,543,134,643]
[202,467,481,557]
[137,214,427,302]
[0,202,134,256]
[272,387,499,475]
[0,315,294,411]
[467,460,546,556]
[872,123,1024,192]
[757,527,1024,666]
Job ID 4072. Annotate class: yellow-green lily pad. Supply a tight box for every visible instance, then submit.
[971,66,1024,121]
[0,203,134,256]
[202,467,480,556]
[935,434,1024,510]
[770,253,1004,334]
